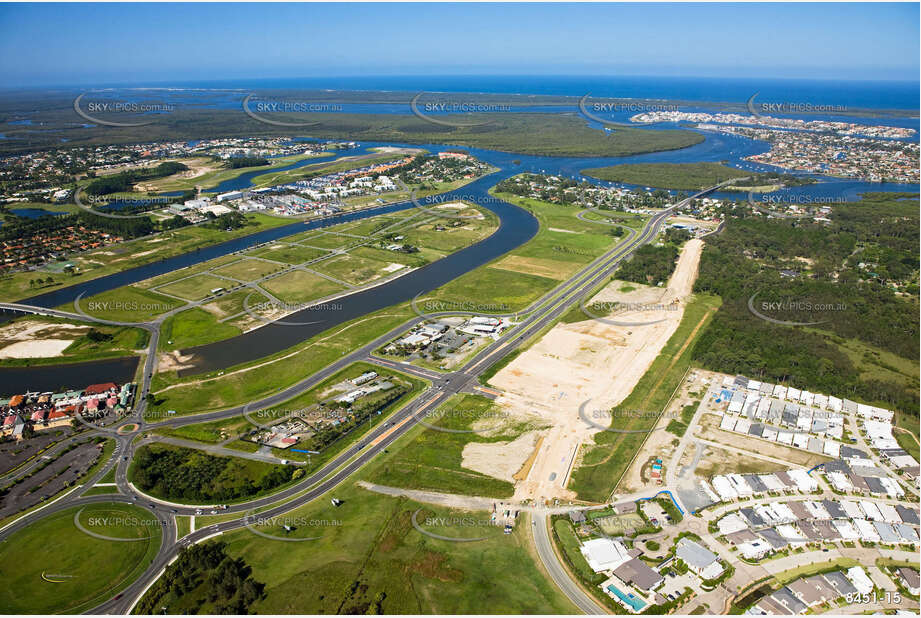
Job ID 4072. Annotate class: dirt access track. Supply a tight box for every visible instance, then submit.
[485,238,705,503]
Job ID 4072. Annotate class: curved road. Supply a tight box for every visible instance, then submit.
[0,180,730,614]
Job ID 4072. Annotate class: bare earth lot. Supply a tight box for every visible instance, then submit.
[486,239,704,502]
[0,321,90,359]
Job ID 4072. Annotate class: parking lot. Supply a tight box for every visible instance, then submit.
[640,500,671,527]
[658,568,698,601]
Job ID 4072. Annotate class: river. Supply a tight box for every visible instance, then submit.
[0,131,914,392]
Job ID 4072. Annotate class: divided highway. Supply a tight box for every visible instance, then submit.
[0,181,729,615]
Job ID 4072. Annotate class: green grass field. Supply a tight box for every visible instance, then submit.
[175,515,191,539]
[147,306,417,417]
[156,273,234,301]
[429,265,559,312]
[156,416,256,444]
[569,293,722,502]
[212,475,576,613]
[414,189,635,314]
[199,288,271,321]
[1,214,292,303]
[0,503,161,614]
[581,162,751,190]
[298,233,354,249]
[134,254,240,290]
[249,244,330,265]
[68,286,180,322]
[260,270,346,304]
[82,485,120,495]
[212,257,284,281]
[159,307,241,351]
[367,394,531,498]
[311,253,394,285]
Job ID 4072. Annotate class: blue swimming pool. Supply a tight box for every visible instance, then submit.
[606,584,646,611]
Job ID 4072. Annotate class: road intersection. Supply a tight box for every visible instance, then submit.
[0,181,730,614]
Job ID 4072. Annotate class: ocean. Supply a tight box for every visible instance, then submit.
[135,74,919,112]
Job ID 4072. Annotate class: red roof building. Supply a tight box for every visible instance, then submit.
[85,383,118,395]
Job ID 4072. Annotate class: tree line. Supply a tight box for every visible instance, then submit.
[691,195,919,418]
[135,541,265,614]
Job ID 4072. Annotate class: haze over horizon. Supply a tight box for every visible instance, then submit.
[1,2,918,88]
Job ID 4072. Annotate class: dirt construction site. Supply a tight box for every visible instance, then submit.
[474,238,704,503]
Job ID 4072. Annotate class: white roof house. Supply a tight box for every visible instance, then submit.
[823,441,841,458]
[755,504,782,525]
[712,476,738,502]
[772,503,797,523]
[827,472,853,493]
[776,524,808,545]
[832,520,860,541]
[772,384,787,399]
[853,519,881,542]
[580,538,631,573]
[718,513,749,535]
[846,567,874,594]
[878,503,902,524]
[738,540,772,560]
[841,501,864,519]
[792,433,811,450]
[879,477,905,499]
[804,501,830,520]
[827,396,842,412]
[699,479,720,503]
[787,469,818,493]
[676,539,724,580]
[896,524,920,544]
[760,474,785,493]
[728,474,753,497]
[859,500,884,521]
[869,406,894,422]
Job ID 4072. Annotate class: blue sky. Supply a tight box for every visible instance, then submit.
[1,3,918,87]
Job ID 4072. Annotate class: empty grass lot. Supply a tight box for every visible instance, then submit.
[260,270,347,304]
[69,286,179,322]
[0,503,161,614]
[160,307,242,351]
[311,253,394,285]
[147,305,417,416]
[249,244,330,265]
[299,233,354,249]
[157,273,234,301]
[212,258,285,281]
[367,394,529,498]
[203,468,575,613]
[200,289,271,320]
